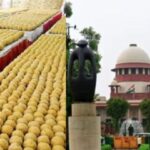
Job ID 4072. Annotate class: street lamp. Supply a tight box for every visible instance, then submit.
[66,23,77,50]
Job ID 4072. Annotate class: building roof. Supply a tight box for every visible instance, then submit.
[117,44,150,65]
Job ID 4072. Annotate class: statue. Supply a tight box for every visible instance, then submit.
[68,40,96,102]
[128,124,134,136]
[68,40,100,150]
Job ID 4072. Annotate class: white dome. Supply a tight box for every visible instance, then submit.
[117,44,150,64]
[111,79,118,86]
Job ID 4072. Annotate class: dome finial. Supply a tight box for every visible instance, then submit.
[130,44,137,47]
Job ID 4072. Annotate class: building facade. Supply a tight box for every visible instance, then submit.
[96,44,150,124]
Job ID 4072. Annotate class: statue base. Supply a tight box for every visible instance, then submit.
[69,103,101,150]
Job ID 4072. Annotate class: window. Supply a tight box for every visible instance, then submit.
[139,68,143,74]
[106,119,112,123]
[119,69,122,75]
[96,109,101,115]
[145,68,148,75]
[124,68,128,75]
[131,68,136,74]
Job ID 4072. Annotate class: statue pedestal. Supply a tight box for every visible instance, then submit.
[69,103,101,150]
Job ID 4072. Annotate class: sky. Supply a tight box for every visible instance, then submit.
[68,0,150,99]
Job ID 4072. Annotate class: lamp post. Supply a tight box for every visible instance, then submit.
[66,23,77,50]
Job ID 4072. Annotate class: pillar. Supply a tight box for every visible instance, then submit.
[138,109,142,121]
[127,109,130,119]
[116,86,119,94]
[69,103,101,150]
[129,68,131,75]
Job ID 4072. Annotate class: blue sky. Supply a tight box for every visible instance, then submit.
[68,0,150,98]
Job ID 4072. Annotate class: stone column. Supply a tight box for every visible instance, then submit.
[129,68,131,75]
[138,109,141,121]
[127,109,130,119]
[69,103,101,150]
[136,68,139,75]
[116,86,119,94]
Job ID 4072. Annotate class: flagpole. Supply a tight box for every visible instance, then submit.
[132,90,135,100]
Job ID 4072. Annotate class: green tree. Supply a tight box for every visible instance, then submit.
[94,93,101,101]
[94,52,101,73]
[140,99,150,132]
[107,98,129,133]
[80,26,101,51]
[80,26,101,73]
[69,39,76,49]
[64,2,73,18]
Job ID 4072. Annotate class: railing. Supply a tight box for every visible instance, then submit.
[111,93,150,100]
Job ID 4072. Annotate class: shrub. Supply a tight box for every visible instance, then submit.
[101,144,112,150]
[138,144,150,150]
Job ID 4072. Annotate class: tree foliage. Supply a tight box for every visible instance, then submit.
[69,39,76,50]
[80,26,101,51]
[140,99,150,132]
[80,27,101,73]
[94,52,101,73]
[94,93,101,101]
[64,2,73,18]
[107,98,129,133]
